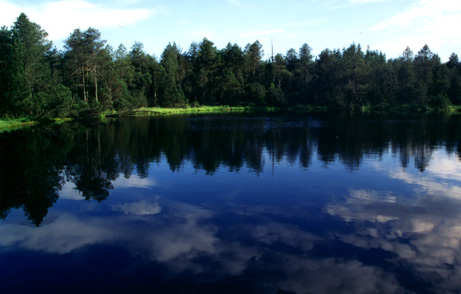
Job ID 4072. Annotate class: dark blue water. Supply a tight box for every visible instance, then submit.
[1,113,461,293]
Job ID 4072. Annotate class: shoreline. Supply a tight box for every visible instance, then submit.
[1,104,459,132]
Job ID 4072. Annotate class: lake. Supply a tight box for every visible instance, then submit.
[1,113,461,293]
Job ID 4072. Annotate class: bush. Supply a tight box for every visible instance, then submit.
[429,94,451,110]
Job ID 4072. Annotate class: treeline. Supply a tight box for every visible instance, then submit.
[1,13,461,118]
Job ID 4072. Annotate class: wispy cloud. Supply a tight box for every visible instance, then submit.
[0,0,154,41]
[370,0,461,31]
[367,0,461,59]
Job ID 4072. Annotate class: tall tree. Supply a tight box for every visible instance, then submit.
[244,40,264,82]
[289,43,314,104]
[414,44,441,107]
[216,43,245,105]
[64,27,105,104]
[394,46,420,106]
[364,48,389,107]
[4,13,71,117]
[313,49,342,108]
[129,42,155,107]
[195,38,219,105]
[340,44,368,110]
[158,42,186,107]
[0,26,21,116]
[12,13,52,100]
[447,53,461,104]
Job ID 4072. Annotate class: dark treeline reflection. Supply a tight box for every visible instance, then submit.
[1,113,461,225]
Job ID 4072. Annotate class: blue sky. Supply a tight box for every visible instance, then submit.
[1,0,460,61]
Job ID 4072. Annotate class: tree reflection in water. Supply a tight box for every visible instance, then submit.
[1,113,461,293]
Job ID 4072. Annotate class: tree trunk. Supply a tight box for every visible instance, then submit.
[94,65,98,102]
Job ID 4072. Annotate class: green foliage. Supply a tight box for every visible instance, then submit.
[158,42,187,107]
[1,13,68,118]
[245,82,266,106]
[429,94,451,110]
[1,13,461,119]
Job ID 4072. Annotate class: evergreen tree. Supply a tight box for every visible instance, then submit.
[0,26,20,116]
[395,46,420,107]
[446,53,461,104]
[158,42,186,107]
[414,44,440,107]
[129,42,155,107]
[313,49,342,108]
[5,13,71,117]
[64,28,106,105]
[364,48,389,107]
[195,38,219,105]
[341,44,367,110]
[3,12,461,117]
[295,43,315,104]
[217,43,245,105]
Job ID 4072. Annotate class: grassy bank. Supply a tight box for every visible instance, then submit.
[128,106,268,116]
[1,103,456,133]
[360,104,461,114]
[0,118,37,132]
[0,117,73,133]
[126,105,329,116]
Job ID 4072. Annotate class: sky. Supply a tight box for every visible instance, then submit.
[1,0,460,61]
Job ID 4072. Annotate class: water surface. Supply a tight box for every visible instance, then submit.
[1,113,461,293]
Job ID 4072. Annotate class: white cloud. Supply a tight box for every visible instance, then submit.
[390,170,461,200]
[59,182,84,200]
[425,152,461,182]
[327,186,461,290]
[112,174,157,189]
[0,1,22,26]
[112,200,162,216]
[0,0,153,41]
[368,0,461,59]
[370,0,461,30]
[0,214,115,254]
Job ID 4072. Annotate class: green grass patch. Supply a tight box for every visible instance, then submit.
[127,105,330,116]
[446,105,461,113]
[0,118,37,132]
[129,105,256,116]
[0,117,75,133]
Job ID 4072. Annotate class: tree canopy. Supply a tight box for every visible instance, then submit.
[1,13,461,118]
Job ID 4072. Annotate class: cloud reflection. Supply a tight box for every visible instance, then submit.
[327,191,461,291]
[0,214,115,254]
[112,174,157,189]
[4,149,461,293]
[112,199,162,216]
[0,196,403,293]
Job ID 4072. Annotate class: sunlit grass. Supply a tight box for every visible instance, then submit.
[0,118,37,132]
[119,104,334,117]
[132,106,259,115]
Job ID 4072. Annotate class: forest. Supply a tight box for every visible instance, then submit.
[1,13,461,119]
